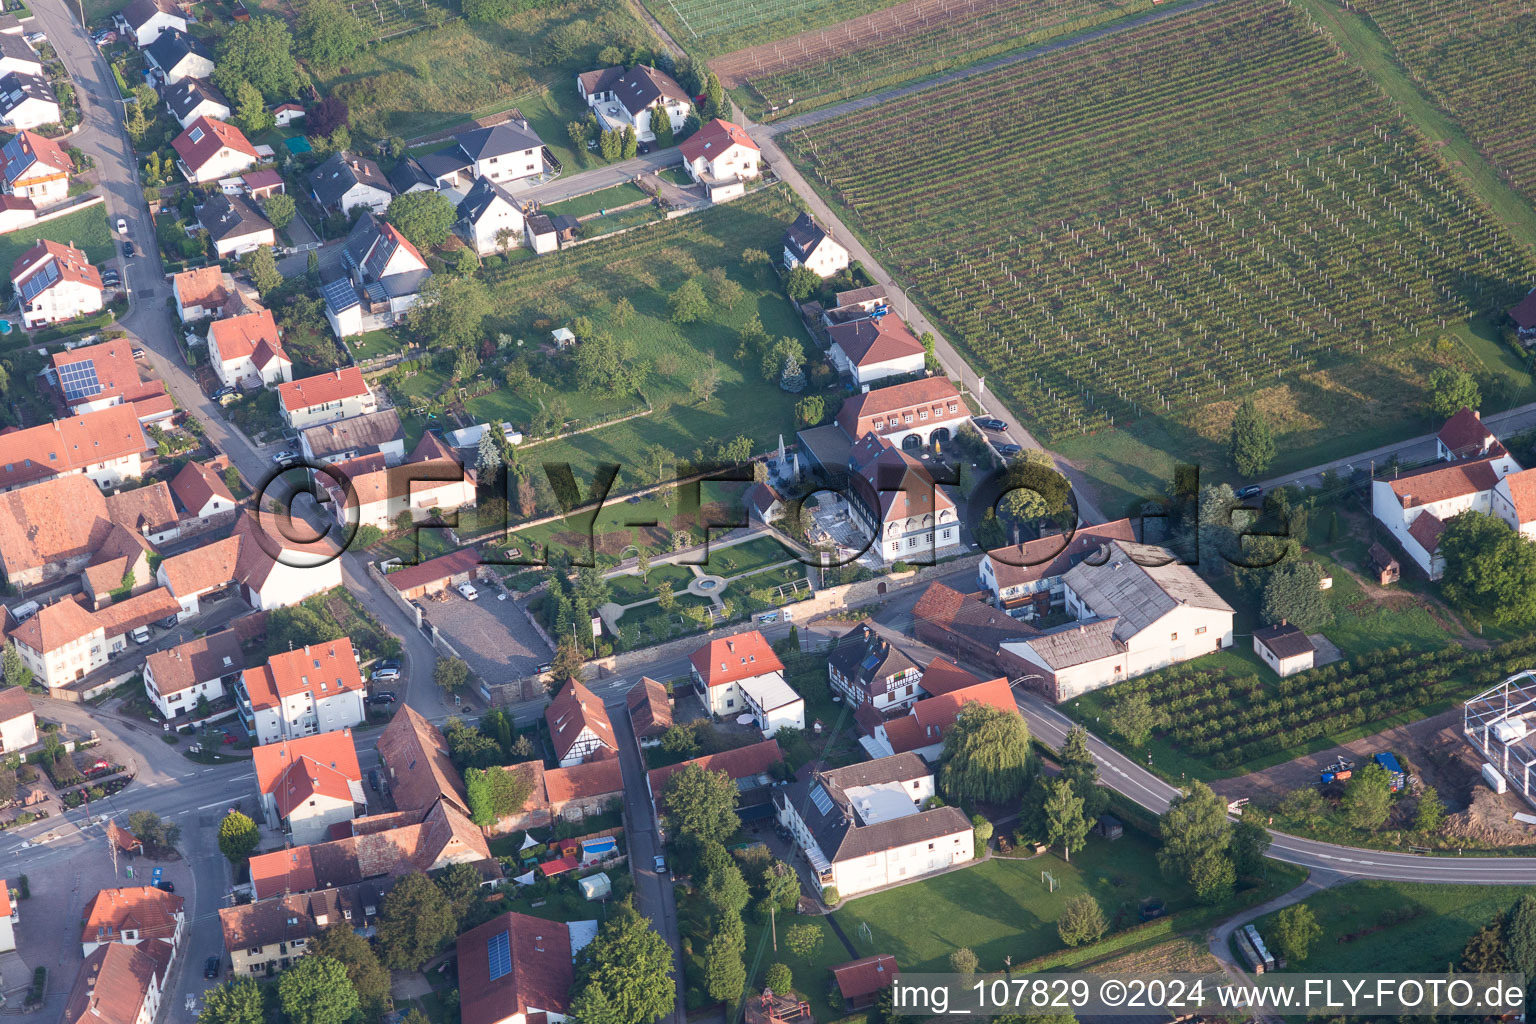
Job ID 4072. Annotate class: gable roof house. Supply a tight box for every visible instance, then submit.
[154,511,343,618]
[0,33,39,77]
[0,473,168,587]
[545,677,617,768]
[168,458,236,523]
[278,367,375,430]
[978,518,1139,622]
[49,339,172,421]
[843,433,962,566]
[172,116,257,183]
[457,912,573,1024]
[61,939,173,1024]
[645,738,784,823]
[377,704,469,816]
[207,309,292,390]
[196,191,275,257]
[1436,406,1505,462]
[998,540,1235,701]
[386,155,436,196]
[0,686,36,754]
[317,432,476,532]
[833,377,967,451]
[299,407,406,465]
[626,676,672,746]
[171,265,249,322]
[783,212,850,279]
[678,117,761,202]
[455,177,524,255]
[236,638,366,745]
[11,588,181,687]
[141,628,242,719]
[826,318,925,387]
[0,129,72,208]
[0,404,149,497]
[828,620,922,722]
[0,72,58,131]
[163,76,229,128]
[1370,452,1519,579]
[1253,621,1316,679]
[323,214,431,338]
[577,64,689,143]
[774,754,971,897]
[308,151,393,215]
[13,239,103,328]
[688,630,788,719]
[252,727,365,844]
[218,884,379,977]
[144,28,213,85]
[114,0,187,47]
[452,121,546,185]
[1493,467,1536,542]
[80,886,185,958]
[868,676,1017,760]
[832,955,900,1011]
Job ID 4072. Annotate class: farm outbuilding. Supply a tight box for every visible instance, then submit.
[1253,622,1316,678]
[384,546,486,601]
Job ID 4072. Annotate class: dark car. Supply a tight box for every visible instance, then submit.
[368,768,380,791]
[1235,484,1263,499]
[212,386,236,398]
[204,956,221,979]
[376,658,400,672]
[995,442,1023,457]
[156,880,175,893]
[122,240,136,257]
[974,417,1007,432]
[368,692,396,705]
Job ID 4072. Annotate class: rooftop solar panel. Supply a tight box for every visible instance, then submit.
[58,357,101,401]
[809,783,834,816]
[487,929,512,981]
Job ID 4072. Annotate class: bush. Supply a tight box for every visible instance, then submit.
[765,963,792,995]
[820,886,840,906]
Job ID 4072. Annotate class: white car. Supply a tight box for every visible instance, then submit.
[116,218,127,234]
[457,583,479,601]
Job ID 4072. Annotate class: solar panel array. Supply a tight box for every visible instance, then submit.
[809,783,834,815]
[18,259,57,302]
[321,277,359,313]
[487,929,512,981]
[58,357,101,401]
[1,132,27,171]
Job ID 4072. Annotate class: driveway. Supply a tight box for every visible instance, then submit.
[423,586,551,687]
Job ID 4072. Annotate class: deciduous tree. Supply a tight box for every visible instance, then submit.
[669,278,709,324]
[407,274,492,352]
[264,192,296,230]
[464,765,533,827]
[784,923,822,960]
[1340,762,1393,830]
[213,16,300,102]
[702,911,746,1004]
[1043,777,1088,861]
[1270,904,1321,964]
[296,0,366,68]
[573,899,675,1024]
[1427,367,1481,422]
[1157,782,1234,904]
[1229,815,1271,879]
[938,701,1032,805]
[388,191,456,251]
[663,763,738,845]
[434,656,469,694]
[277,954,359,1024]
[1057,893,1107,946]
[1260,559,1332,629]
[1058,725,1108,821]
[1413,787,1445,835]
[309,926,391,1023]
[1107,690,1160,747]
[232,79,273,136]
[1441,510,1536,624]
[198,978,265,1024]
[948,947,978,982]
[375,872,455,970]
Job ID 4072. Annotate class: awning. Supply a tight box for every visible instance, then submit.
[540,856,579,877]
[520,833,540,851]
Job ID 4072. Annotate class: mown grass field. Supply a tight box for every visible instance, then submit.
[786,0,1536,497]
[0,206,114,271]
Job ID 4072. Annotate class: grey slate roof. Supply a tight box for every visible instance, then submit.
[417,149,469,181]
[1254,622,1315,659]
[819,753,929,790]
[145,28,210,74]
[386,155,434,194]
[0,72,52,117]
[455,176,517,226]
[827,620,919,701]
[196,192,271,242]
[610,64,689,116]
[776,756,970,865]
[301,408,404,459]
[119,0,177,31]
[783,212,829,263]
[455,120,542,161]
[0,33,40,67]
[1014,618,1123,670]
[1062,540,1233,644]
[309,151,392,209]
[163,77,227,123]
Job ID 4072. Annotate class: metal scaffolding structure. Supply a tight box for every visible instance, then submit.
[1463,670,1536,807]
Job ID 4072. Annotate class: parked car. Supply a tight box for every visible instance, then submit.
[367,768,380,791]
[212,386,236,398]
[24,31,44,43]
[122,240,135,257]
[653,854,666,874]
[994,442,1022,457]
[115,218,127,234]
[271,450,296,464]
[376,658,400,671]
[1235,484,1263,499]
[456,582,479,600]
[156,880,175,893]
[131,347,144,358]
[369,691,396,705]
[130,625,150,644]
[371,667,400,682]
[974,417,1007,432]
[204,957,220,979]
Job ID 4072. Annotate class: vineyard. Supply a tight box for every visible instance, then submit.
[643,0,902,54]
[1354,0,1536,214]
[712,0,1152,117]
[1092,633,1536,772]
[284,0,450,40]
[786,0,1536,442]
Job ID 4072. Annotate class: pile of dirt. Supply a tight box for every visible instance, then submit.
[1442,788,1536,847]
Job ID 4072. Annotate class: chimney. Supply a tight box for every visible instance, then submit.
[304,644,311,656]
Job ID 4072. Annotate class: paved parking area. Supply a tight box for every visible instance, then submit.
[424,589,551,685]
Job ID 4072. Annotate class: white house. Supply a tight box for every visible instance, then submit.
[1437,406,1505,462]
[0,686,36,753]
[308,151,393,215]
[998,539,1235,701]
[278,367,376,430]
[1370,454,1517,578]
[455,177,524,255]
[545,677,617,767]
[114,0,187,47]
[0,407,148,499]
[208,309,292,390]
[843,433,963,566]
[142,629,242,719]
[271,102,305,127]
[144,28,213,85]
[164,77,230,129]
[237,638,366,745]
[978,519,1139,621]
[689,630,785,718]
[11,589,180,688]
[299,408,406,466]
[0,35,42,81]
[783,212,850,278]
[1253,622,1315,679]
[827,317,926,387]
[576,64,689,143]
[172,116,258,183]
[168,458,237,523]
[196,192,275,257]
[322,215,431,338]
[452,121,545,185]
[827,620,922,717]
[677,118,760,202]
[251,728,364,845]
[0,73,58,131]
[155,512,343,619]
[80,885,184,958]
[833,377,969,452]
[774,754,972,898]
[317,432,475,531]
[0,880,15,953]
[1492,467,1536,542]
[12,240,103,328]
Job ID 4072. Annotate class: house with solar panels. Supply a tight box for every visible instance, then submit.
[0,129,71,208]
[12,240,102,328]
[49,339,172,422]
[322,214,431,338]
[458,912,573,1024]
[774,753,972,897]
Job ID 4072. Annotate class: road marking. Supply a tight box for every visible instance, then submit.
[196,800,230,811]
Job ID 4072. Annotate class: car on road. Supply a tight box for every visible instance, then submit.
[204,957,220,979]
[271,450,296,464]
[994,442,1022,457]
[122,241,135,257]
[368,768,380,791]
[116,218,127,234]
[155,880,175,893]
[974,417,1008,432]
[457,582,479,600]
[1235,484,1263,499]
[653,854,666,874]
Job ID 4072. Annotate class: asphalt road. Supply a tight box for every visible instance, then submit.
[514,149,680,205]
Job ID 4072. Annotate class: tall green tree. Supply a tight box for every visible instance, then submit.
[567,121,588,164]
[1426,367,1481,422]
[621,125,638,159]
[1511,895,1536,983]
[663,763,739,845]
[1440,511,1536,625]
[265,192,296,230]
[1413,787,1445,835]
[1228,398,1275,477]
[277,955,360,1024]
[669,278,710,324]
[434,656,470,694]
[1340,763,1393,830]
[1058,725,1108,821]
[2,641,31,689]
[242,245,282,296]
[599,129,622,161]
[1270,904,1321,964]
[651,108,673,147]
[1056,893,1107,946]
[387,190,456,251]
[701,860,751,918]
[213,16,300,101]
[216,810,260,863]
[435,861,486,924]
[309,926,391,1023]
[464,765,534,827]
[938,701,1032,805]
[198,978,265,1024]
[232,79,274,135]
[702,911,746,1004]
[1042,777,1088,862]
[1106,690,1161,747]
[573,899,676,1024]
[375,872,456,970]
[1259,560,1333,629]
[1157,782,1234,904]
[296,0,367,68]
[1229,815,1271,879]
[407,273,492,351]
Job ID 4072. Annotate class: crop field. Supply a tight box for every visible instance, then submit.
[713,0,1153,117]
[643,0,902,55]
[786,0,1536,443]
[1355,0,1536,210]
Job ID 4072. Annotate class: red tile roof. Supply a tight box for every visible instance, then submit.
[50,340,162,412]
[10,594,97,653]
[827,317,923,368]
[249,844,315,895]
[253,727,361,805]
[377,704,468,815]
[1436,407,1502,460]
[835,377,964,441]
[168,458,234,516]
[543,758,623,804]
[458,912,572,1024]
[172,116,256,173]
[0,685,31,725]
[850,434,955,523]
[1503,468,1536,525]
[678,117,757,164]
[63,940,171,1024]
[984,519,1139,590]
[646,738,783,799]
[273,757,358,819]
[0,129,71,185]
[1386,457,1502,508]
[626,677,671,738]
[209,309,287,368]
[383,546,483,595]
[241,638,361,710]
[171,265,228,310]
[0,403,144,490]
[156,534,240,597]
[689,630,784,687]
[545,677,617,762]
[12,238,102,293]
[832,955,899,1000]
[884,679,1018,754]
[1407,510,1446,555]
[278,367,369,413]
[80,886,183,945]
[916,656,987,697]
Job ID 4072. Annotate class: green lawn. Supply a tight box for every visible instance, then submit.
[658,167,693,187]
[576,204,665,239]
[606,562,697,604]
[347,330,403,363]
[831,835,1195,973]
[1254,881,1523,973]
[743,914,850,1024]
[643,0,903,56]
[0,206,115,270]
[706,535,796,578]
[545,182,651,220]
